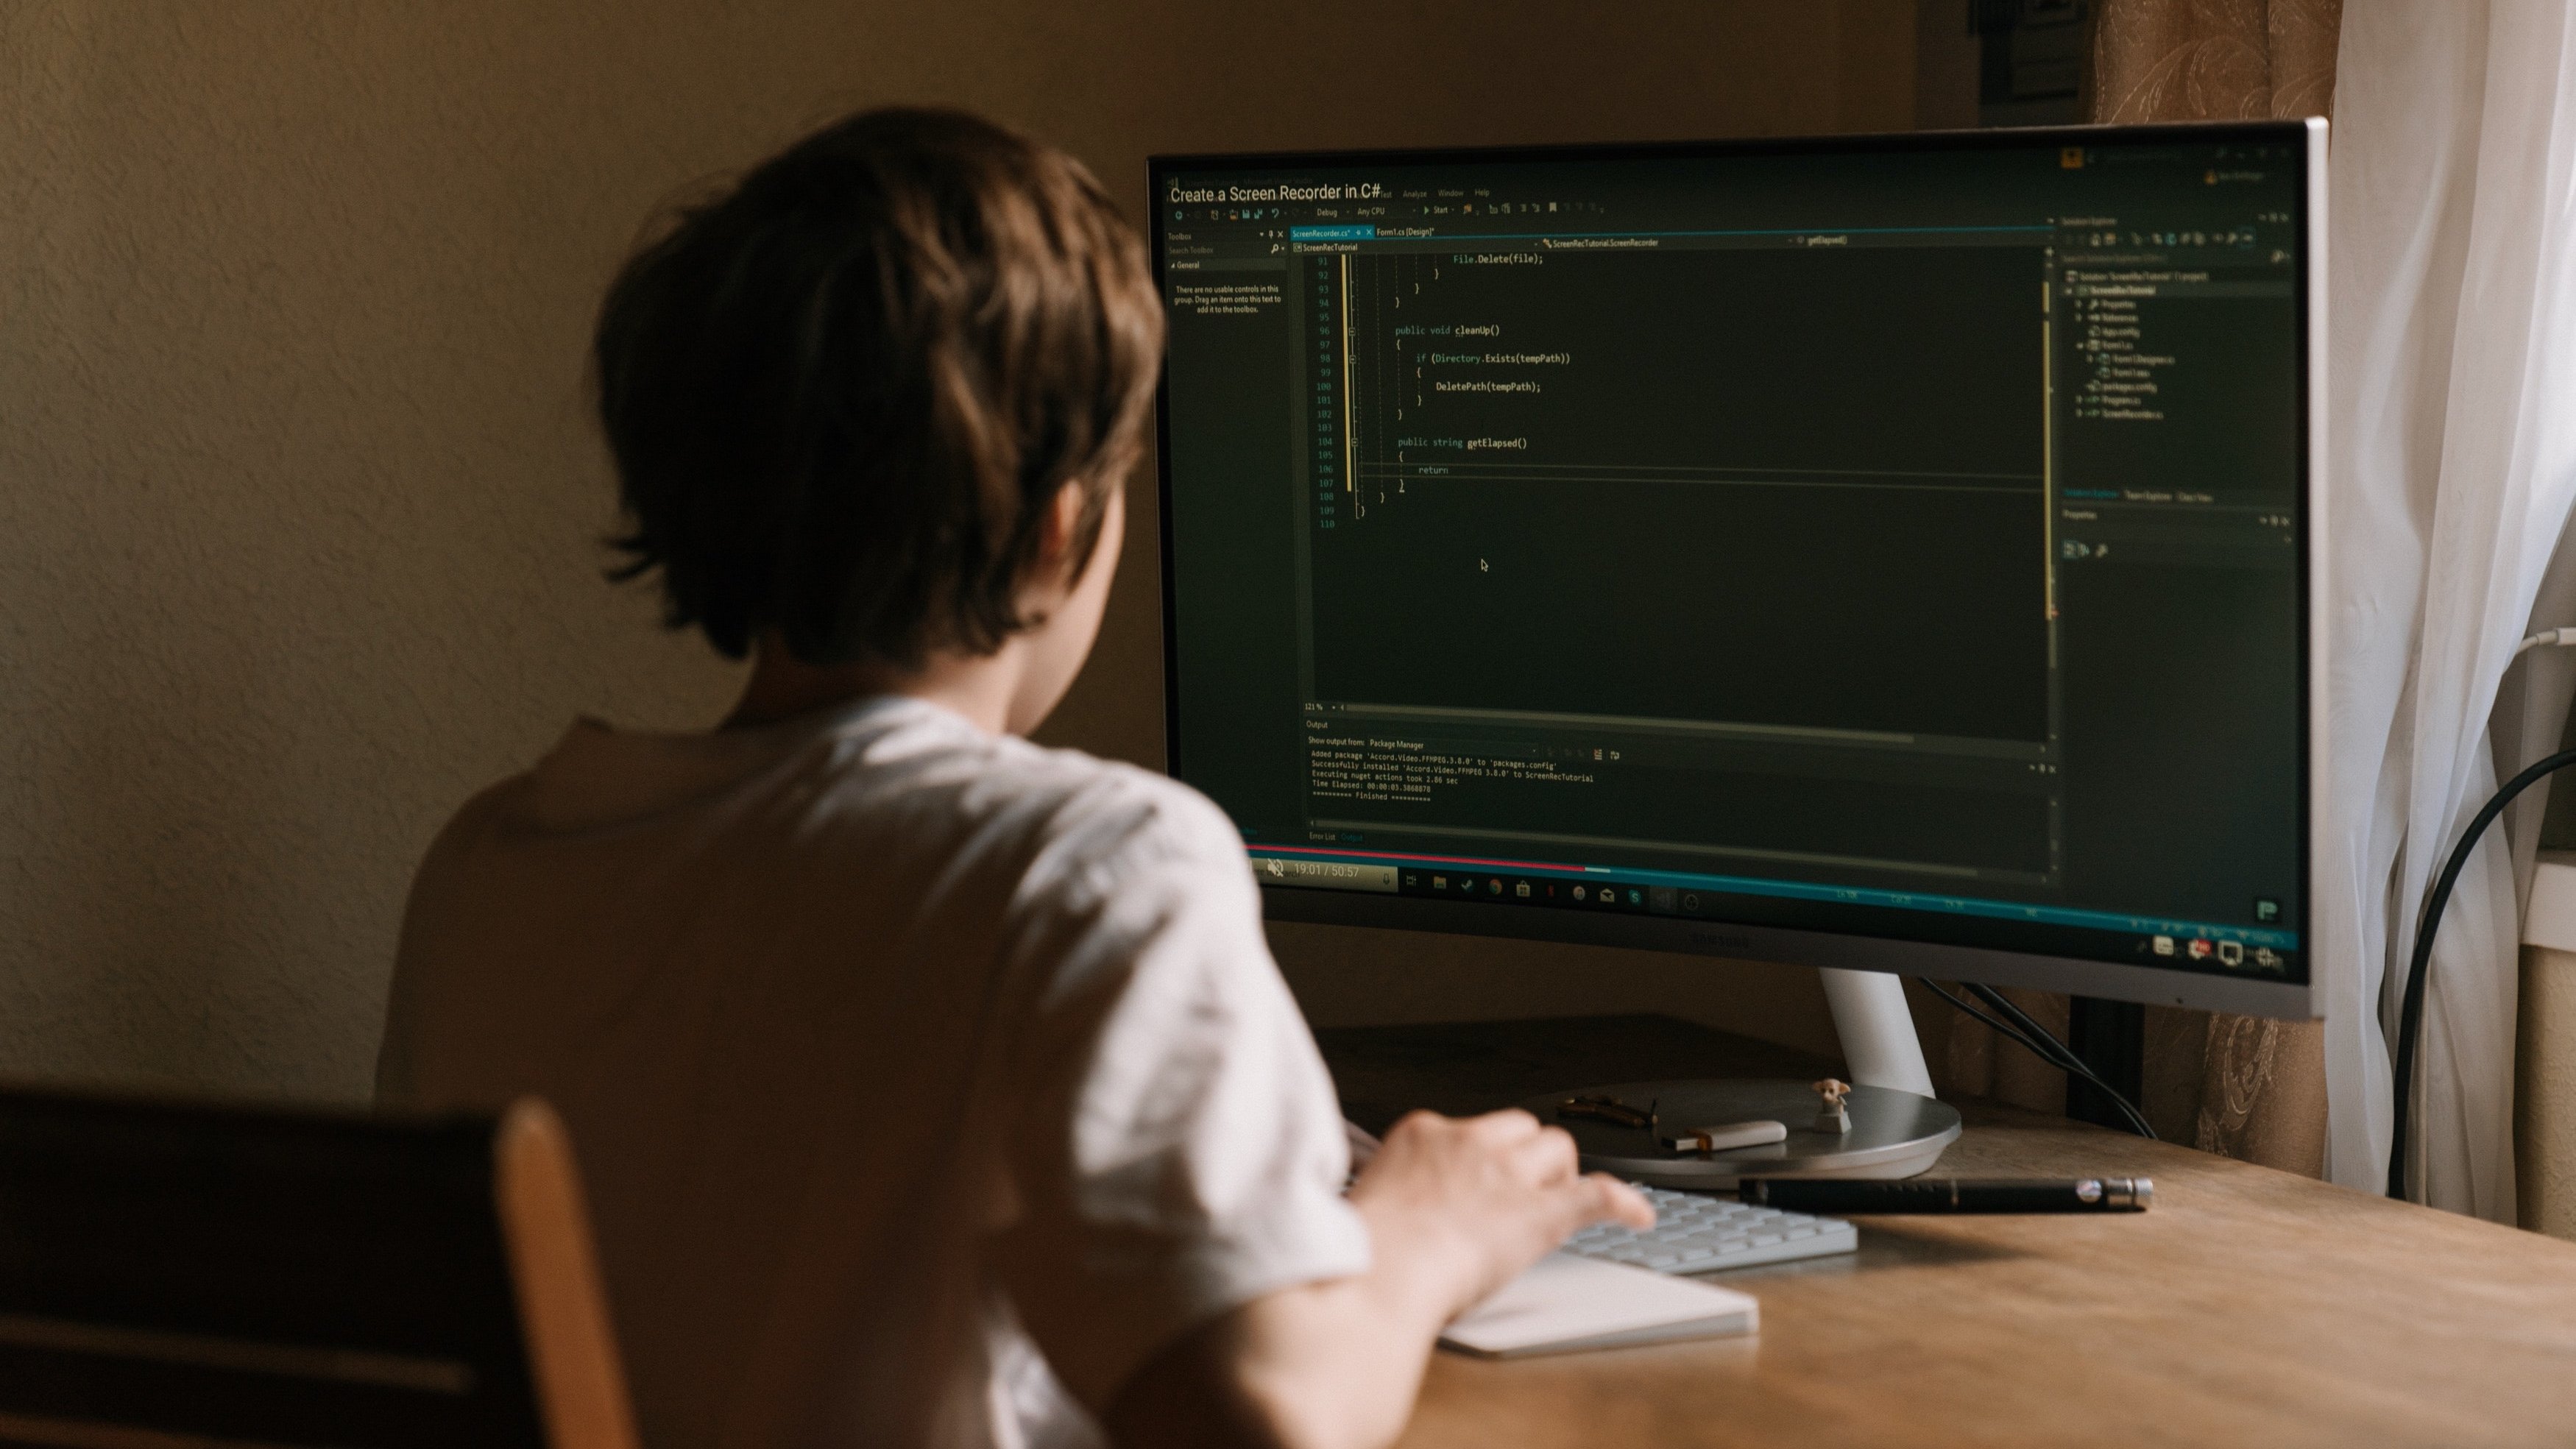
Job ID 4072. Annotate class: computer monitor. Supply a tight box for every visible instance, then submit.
[1152,121,2322,1021]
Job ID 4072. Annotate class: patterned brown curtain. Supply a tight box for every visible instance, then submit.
[2090,0,2343,123]
[1945,0,2339,1175]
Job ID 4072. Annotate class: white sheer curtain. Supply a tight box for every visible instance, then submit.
[2324,1,2576,1216]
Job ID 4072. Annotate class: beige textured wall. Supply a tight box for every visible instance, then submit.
[0,1,1915,1104]
[2520,945,2576,1236]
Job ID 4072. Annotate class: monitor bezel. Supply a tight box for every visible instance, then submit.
[1149,118,2324,1020]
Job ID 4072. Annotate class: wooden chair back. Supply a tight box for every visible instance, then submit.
[0,1088,637,1449]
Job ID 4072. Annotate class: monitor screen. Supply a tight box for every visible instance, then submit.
[1151,122,2318,1017]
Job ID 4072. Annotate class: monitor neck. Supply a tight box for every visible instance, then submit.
[1819,969,1936,1097]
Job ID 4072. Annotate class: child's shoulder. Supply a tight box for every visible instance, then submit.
[831,700,1244,878]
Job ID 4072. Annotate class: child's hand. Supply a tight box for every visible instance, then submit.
[1344,1108,1655,1322]
[1109,1109,1652,1449]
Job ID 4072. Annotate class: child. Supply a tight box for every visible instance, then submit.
[376,107,1647,1449]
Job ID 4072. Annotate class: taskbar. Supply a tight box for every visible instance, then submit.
[1247,844,2299,982]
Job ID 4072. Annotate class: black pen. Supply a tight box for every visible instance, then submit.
[1739,1177,2151,1214]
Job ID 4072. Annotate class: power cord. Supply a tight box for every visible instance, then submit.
[2388,745,2576,1198]
[2387,626,2576,1201]
[1924,979,2157,1139]
[2519,627,2576,658]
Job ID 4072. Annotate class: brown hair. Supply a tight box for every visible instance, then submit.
[594,107,1162,665]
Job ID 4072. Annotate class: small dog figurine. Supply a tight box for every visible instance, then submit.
[1812,1077,1853,1135]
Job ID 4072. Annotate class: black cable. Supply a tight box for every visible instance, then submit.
[1924,979,2157,1139]
[1924,982,2070,1080]
[1964,982,2089,1071]
[1928,980,2146,1137]
[2388,747,2576,1200]
[1922,979,2050,1066]
[1961,982,2158,1138]
[1968,982,2133,1106]
[1921,978,2033,1049]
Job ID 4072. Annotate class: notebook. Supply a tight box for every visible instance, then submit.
[1437,1251,1760,1358]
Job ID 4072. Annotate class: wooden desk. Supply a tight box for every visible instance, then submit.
[1319,1016,2576,1448]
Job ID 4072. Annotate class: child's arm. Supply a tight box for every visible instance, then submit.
[1102,1108,1652,1449]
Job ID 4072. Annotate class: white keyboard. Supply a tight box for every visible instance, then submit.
[1563,1183,1858,1275]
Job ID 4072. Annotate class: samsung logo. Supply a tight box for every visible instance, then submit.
[1689,930,1755,952]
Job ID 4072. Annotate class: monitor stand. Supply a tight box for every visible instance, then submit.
[1520,968,1962,1188]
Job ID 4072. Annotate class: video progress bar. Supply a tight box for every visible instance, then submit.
[1362,462,2042,483]
[1309,818,1993,883]
[1360,470,2037,495]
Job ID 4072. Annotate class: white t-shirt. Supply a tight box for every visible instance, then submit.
[376,695,1370,1449]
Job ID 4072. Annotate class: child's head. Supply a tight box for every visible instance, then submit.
[594,107,1162,673]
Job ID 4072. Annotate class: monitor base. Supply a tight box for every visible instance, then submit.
[1524,1079,1962,1188]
